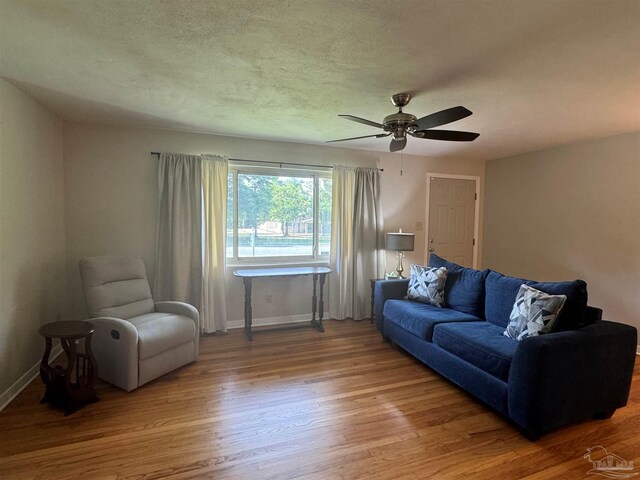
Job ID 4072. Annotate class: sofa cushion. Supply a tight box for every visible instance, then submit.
[407,265,448,307]
[429,254,489,318]
[484,271,588,330]
[504,285,567,340]
[433,322,518,382]
[384,299,481,341]
[128,312,196,360]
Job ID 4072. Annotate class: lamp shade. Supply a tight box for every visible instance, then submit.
[386,232,415,252]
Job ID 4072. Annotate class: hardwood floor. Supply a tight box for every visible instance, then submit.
[1,320,638,479]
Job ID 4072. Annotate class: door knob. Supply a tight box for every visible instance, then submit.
[429,247,435,252]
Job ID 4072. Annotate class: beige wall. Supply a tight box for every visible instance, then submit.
[62,122,484,323]
[0,79,66,399]
[380,155,485,273]
[483,132,640,331]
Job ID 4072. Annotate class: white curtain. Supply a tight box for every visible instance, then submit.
[154,153,203,309]
[154,152,228,334]
[201,154,229,333]
[329,165,385,320]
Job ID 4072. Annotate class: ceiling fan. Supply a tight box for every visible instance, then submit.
[326,93,479,152]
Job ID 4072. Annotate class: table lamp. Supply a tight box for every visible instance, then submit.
[386,229,415,278]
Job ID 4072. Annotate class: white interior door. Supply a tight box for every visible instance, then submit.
[427,176,477,267]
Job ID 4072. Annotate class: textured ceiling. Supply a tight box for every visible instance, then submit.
[1,0,639,160]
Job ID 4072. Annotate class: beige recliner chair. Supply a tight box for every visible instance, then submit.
[79,256,199,391]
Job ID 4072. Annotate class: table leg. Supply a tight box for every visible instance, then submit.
[243,277,253,341]
[316,273,326,332]
[84,333,99,400]
[39,336,52,384]
[311,273,318,324]
[370,280,375,324]
[39,336,53,404]
[61,338,78,415]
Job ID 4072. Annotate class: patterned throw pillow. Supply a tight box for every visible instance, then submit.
[407,265,448,307]
[503,284,567,341]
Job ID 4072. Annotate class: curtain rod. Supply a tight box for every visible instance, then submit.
[150,152,383,171]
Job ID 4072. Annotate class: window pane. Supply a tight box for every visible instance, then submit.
[237,173,314,257]
[226,168,332,261]
[226,173,233,258]
[318,177,332,256]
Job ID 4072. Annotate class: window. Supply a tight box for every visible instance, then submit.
[226,165,332,263]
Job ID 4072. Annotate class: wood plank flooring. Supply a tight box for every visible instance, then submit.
[0,320,638,479]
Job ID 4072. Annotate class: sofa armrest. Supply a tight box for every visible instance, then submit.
[584,305,603,326]
[508,320,637,437]
[88,317,139,391]
[374,279,409,333]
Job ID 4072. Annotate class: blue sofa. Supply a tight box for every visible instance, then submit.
[374,254,637,439]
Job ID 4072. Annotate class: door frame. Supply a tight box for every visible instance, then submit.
[425,173,481,269]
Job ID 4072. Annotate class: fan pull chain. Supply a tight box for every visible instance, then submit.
[400,152,403,176]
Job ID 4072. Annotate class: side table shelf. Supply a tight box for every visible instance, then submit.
[38,320,99,415]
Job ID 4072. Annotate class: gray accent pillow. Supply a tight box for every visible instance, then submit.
[407,265,448,307]
[503,284,567,341]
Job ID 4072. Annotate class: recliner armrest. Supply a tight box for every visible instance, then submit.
[374,279,409,333]
[87,317,139,391]
[154,301,200,358]
[508,320,637,437]
[155,301,200,323]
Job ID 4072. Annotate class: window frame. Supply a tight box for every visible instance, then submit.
[226,163,332,267]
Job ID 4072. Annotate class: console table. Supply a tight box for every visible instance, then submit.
[38,320,99,415]
[233,266,332,340]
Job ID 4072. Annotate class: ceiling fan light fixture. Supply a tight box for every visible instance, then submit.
[393,129,406,140]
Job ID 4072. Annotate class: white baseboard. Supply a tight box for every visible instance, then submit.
[227,314,313,330]
[0,345,63,412]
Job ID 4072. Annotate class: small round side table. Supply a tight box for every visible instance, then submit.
[38,320,99,415]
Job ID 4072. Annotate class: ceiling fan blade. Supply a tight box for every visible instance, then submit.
[338,114,385,129]
[389,137,407,152]
[326,133,391,143]
[412,106,472,130]
[413,129,480,142]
